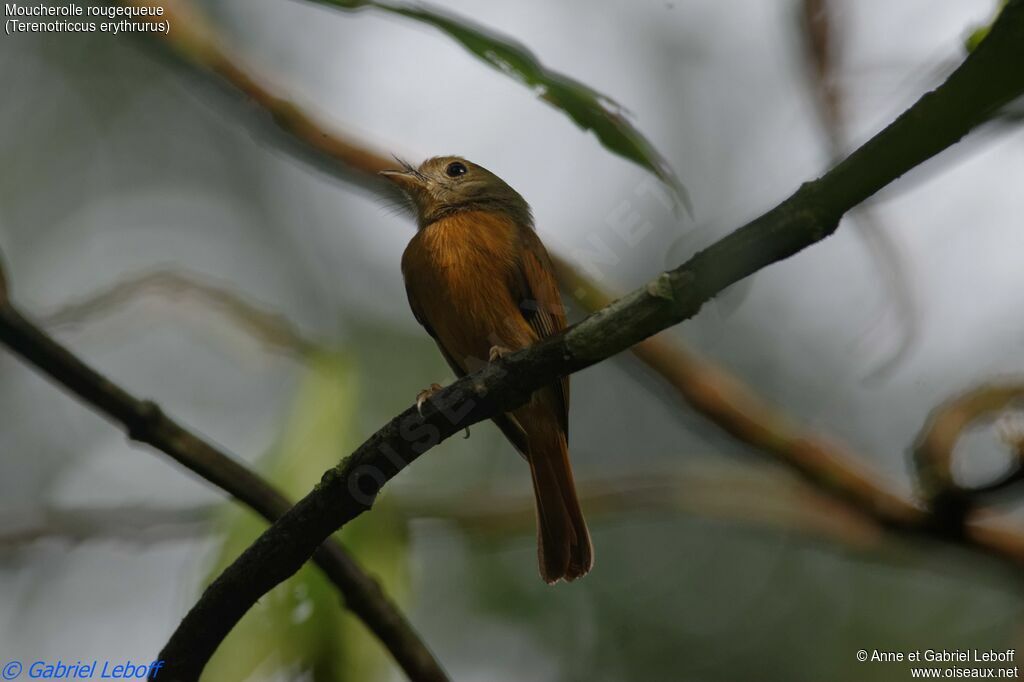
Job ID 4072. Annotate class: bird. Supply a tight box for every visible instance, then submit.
[381,155,593,583]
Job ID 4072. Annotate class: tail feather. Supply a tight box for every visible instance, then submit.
[527,426,593,584]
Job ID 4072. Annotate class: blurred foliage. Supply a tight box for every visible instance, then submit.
[306,0,691,212]
[204,351,409,682]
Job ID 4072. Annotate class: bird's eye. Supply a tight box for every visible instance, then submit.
[445,162,468,178]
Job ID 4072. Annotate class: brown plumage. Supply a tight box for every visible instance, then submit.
[381,156,593,583]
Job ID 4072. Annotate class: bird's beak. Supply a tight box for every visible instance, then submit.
[379,169,425,194]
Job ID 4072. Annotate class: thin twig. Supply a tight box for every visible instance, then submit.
[913,383,1024,528]
[0,468,882,553]
[38,266,1024,563]
[121,0,399,192]
[557,259,1024,555]
[41,268,319,359]
[41,262,1009,562]
[400,466,886,552]
[114,0,938,534]
[801,0,919,380]
[552,258,921,524]
[0,505,216,548]
[124,0,1023,550]
[0,299,449,682]
[151,5,1024,678]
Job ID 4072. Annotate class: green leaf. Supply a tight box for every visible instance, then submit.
[965,0,1008,52]
[309,0,692,214]
[204,351,409,682]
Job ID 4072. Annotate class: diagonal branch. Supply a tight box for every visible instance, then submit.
[801,0,920,380]
[551,258,918,525]
[118,0,1004,545]
[152,3,1024,679]
[0,468,879,553]
[42,265,1024,565]
[120,0,398,192]
[0,292,448,681]
[399,466,889,552]
[556,264,1024,562]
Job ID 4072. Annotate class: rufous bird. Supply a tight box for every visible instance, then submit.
[381,156,593,583]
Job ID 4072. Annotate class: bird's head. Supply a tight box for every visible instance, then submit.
[380,156,532,229]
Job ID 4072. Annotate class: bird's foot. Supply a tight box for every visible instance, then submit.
[416,383,470,438]
[488,344,512,363]
[416,383,443,416]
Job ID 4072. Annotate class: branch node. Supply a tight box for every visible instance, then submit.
[129,399,165,442]
[645,272,675,302]
[924,490,973,538]
[912,382,1024,533]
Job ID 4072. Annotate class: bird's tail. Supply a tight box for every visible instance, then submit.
[526,422,593,584]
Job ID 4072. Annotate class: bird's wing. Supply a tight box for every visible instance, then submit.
[404,278,463,376]
[511,228,571,437]
[405,274,530,455]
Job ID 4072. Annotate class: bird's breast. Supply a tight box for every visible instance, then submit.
[402,211,533,367]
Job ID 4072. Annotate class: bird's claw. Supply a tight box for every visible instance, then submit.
[488,345,512,363]
[416,383,444,416]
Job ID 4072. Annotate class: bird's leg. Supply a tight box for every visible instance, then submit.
[488,344,512,363]
[416,383,443,416]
